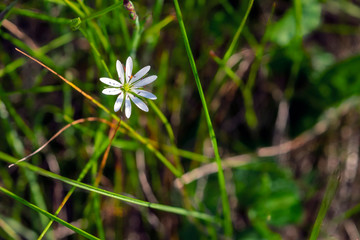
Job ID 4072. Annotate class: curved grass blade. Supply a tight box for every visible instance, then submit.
[8,117,113,168]
[0,187,100,240]
[0,152,219,224]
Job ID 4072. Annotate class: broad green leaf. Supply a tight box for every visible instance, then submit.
[270,0,321,46]
[233,160,302,226]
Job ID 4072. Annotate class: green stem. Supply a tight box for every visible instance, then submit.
[81,1,123,22]
[223,0,254,62]
[172,0,233,237]
[333,202,360,223]
[0,3,70,24]
[130,16,141,57]
[309,171,340,240]
[148,101,183,171]
[294,0,303,39]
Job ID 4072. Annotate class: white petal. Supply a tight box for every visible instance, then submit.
[114,92,124,112]
[102,88,122,95]
[125,57,133,83]
[124,94,132,118]
[129,93,149,112]
[116,60,125,84]
[135,90,157,100]
[100,77,121,87]
[130,66,150,83]
[132,75,157,88]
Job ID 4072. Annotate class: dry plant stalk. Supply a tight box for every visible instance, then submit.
[15,48,112,115]
[94,119,122,187]
[8,117,116,168]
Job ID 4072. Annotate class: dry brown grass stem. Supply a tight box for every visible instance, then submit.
[8,117,115,168]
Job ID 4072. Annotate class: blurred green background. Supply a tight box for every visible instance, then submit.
[1,0,360,239]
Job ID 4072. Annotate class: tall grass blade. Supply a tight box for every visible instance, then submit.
[172,0,233,236]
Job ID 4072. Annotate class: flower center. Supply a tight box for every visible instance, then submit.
[122,82,131,92]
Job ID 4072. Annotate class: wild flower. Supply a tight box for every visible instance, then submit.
[100,57,157,118]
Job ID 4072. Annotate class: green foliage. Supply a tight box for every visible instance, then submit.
[313,55,360,104]
[235,160,302,224]
[1,0,360,239]
[270,0,321,46]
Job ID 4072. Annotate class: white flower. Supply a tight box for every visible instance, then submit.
[100,57,157,118]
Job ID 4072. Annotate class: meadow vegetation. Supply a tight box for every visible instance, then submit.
[1,0,360,239]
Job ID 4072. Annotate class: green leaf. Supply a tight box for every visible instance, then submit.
[234,160,303,226]
[270,0,321,46]
[311,54,360,106]
[249,182,302,226]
